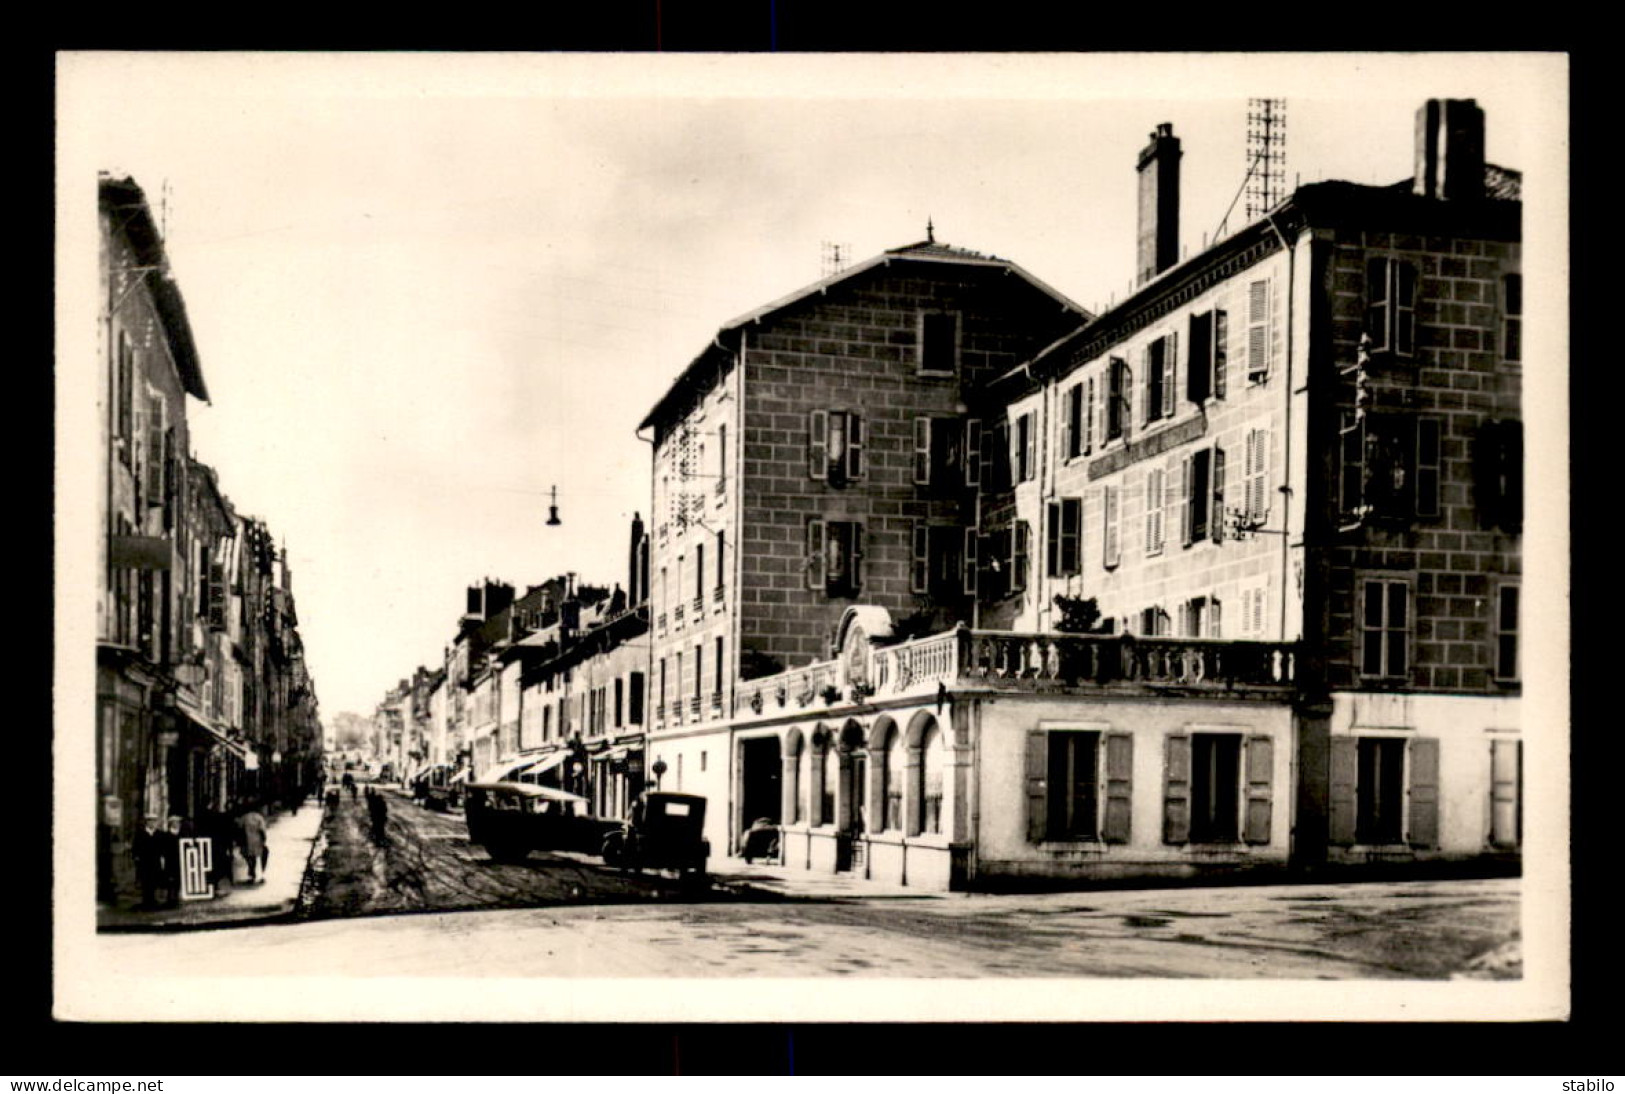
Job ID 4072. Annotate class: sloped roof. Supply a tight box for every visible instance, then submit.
[639,238,1087,432]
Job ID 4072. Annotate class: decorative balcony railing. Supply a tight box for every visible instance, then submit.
[688,695,702,719]
[674,603,685,626]
[730,627,1297,720]
[692,595,704,616]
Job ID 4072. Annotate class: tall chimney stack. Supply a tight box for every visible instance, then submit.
[1414,99,1485,202]
[1136,123,1182,287]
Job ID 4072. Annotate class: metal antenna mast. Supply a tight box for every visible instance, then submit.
[1245,98,1288,221]
[820,240,850,279]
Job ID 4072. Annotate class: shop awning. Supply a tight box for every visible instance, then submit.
[476,757,533,783]
[448,769,469,784]
[512,752,568,779]
[593,746,630,763]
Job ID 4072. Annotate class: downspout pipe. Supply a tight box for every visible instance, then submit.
[1263,211,1295,642]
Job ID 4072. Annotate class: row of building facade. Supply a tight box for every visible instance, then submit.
[96,174,324,902]
[374,98,1524,890]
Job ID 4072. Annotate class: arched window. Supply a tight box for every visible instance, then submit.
[920,722,945,836]
[883,725,905,832]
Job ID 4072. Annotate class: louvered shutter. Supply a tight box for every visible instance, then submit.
[145,394,165,504]
[1180,456,1193,545]
[1103,733,1133,843]
[1247,279,1271,381]
[1085,376,1096,453]
[1211,446,1226,543]
[1059,388,1074,461]
[1490,739,1520,848]
[962,528,978,596]
[912,417,931,485]
[808,410,828,480]
[1243,736,1273,844]
[1162,331,1177,419]
[1163,733,1190,844]
[1407,736,1441,848]
[1045,500,1061,578]
[1214,309,1229,398]
[806,519,826,591]
[910,524,929,594]
[964,419,982,487]
[1142,345,1155,425]
[1023,413,1037,481]
[1209,597,1222,639]
[1008,417,1023,484]
[1396,262,1417,357]
[1328,737,1358,846]
[1012,521,1029,593]
[1026,729,1049,843]
[847,414,865,480]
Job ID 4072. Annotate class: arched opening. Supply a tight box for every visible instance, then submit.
[782,727,804,825]
[919,719,946,836]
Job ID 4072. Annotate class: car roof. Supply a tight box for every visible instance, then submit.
[467,781,591,803]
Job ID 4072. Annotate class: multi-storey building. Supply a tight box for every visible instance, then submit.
[640,98,1522,890]
[638,236,1091,856]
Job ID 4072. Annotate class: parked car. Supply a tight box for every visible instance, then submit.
[600,792,710,881]
[464,781,618,863]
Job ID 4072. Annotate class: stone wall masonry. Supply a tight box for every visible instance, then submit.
[1319,227,1520,695]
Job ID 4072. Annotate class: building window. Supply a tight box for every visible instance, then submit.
[1180,446,1222,545]
[820,739,837,826]
[808,519,863,597]
[1064,383,1084,460]
[1186,308,1228,403]
[1084,375,1097,454]
[115,331,135,467]
[1183,596,1221,638]
[715,529,726,594]
[914,417,982,489]
[1502,274,1522,364]
[1143,332,1176,424]
[1164,734,1273,845]
[629,672,644,725]
[1138,606,1170,637]
[694,543,705,600]
[1011,520,1030,594]
[1495,584,1520,682]
[716,422,727,493]
[807,410,865,485]
[1244,428,1271,524]
[1339,414,1442,527]
[1361,578,1410,679]
[714,635,724,696]
[1189,734,1241,843]
[614,678,624,728]
[1475,419,1523,533]
[881,726,904,832]
[1045,731,1100,841]
[1102,485,1120,569]
[911,523,969,599]
[1365,258,1417,358]
[920,722,945,835]
[1106,357,1129,441]
[1045,498,1083,578]
[1247,278,1274,381]
[918,309,961,376]
[1490,738,1522,849]
[1356,737,1406,844]
[1144,468,1166,556]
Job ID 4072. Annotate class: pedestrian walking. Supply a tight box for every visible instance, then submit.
[236,802,269,883]
[367,788,389,846]
[204,807,235,894]
[131,814,167,910]
[162,816,185,906]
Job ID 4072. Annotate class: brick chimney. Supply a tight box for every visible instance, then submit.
[1137,122,1182,286]
[1414,99,1485,202]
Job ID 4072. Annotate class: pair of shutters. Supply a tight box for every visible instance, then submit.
[909,525,978,596]
[1007,412,1037,483]
[1339,416,1442,523]
[1178,447,1225,545]
[914,418,983,488]
[1024,730,1133,844]
[1144,333,1178,424]
[1327,736,1442,847]
[1186,309,1229,403]
[1247,278,1273,381]
[1365,258,1418,357]
[1163,734,1275,845]
[808,410,864,483]
[1045,498,1082,577]
[806,520,863,596]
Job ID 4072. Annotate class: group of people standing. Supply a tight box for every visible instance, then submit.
[130,801,271,909]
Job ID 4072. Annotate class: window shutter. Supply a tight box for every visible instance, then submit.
[1142,345,1155,425]
[1243,736,1273,844]
[1213,308,1228,398]
[1162,331,1177,420]
[1103,732,1133,844]
[145,394,165,503]
[1490,739,1521,848]
[1007,416,1023,484]
[1186,312,1208,404]
[1180,456,1193,545]
[850,522,864,593]
[629,672,645,725]
[1026,729,1049,843]
[1415,418,1441,518]
[1247,279,1271,381]
[1407,736,1440,848]
[1045,500,1061,578]
[1210,446,1226,543]
[910,523,929,594]
[1060,388,1075,461]
[1163,733,1191,844]
[1328,737,1358,846]
[1085,376,1096,453]
[1023,413,1037,481]
[1396,262,1417,357]
[808,410,828,480]
[1366,258,1391,352]
[847,413,865,480]
[964,419,982,487]
[1209,597,1222,639]
[806,519,826,591]
[961,527,978,596]
[1104,486,1120,569]
[1012,521,1030,593]
[907,417,928,486]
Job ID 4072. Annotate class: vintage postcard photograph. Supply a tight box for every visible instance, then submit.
[53,50,1570,1024]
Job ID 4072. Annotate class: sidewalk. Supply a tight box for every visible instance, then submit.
[97,800,327,931]
[705,854,949,901]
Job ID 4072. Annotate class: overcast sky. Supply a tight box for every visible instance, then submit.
[57,52,1566,720]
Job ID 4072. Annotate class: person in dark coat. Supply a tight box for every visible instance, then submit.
[236,803,268,883]
[161,816,185,906]
[132,814,167,910]
[367,788,389,846]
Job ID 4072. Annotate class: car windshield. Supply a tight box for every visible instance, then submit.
[663,802,690,816]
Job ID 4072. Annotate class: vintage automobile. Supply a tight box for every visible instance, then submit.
[599,792,710,880]
[464,781,618,863]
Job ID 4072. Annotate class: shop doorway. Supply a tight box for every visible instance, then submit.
[738,736,782,851]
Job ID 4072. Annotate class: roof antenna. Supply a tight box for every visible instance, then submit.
[926,216,935,243]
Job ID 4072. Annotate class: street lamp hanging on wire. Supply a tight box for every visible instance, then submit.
[546,485,562,526]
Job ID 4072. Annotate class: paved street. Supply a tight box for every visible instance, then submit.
[299,787,743,919]
[100,862,1520,981]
